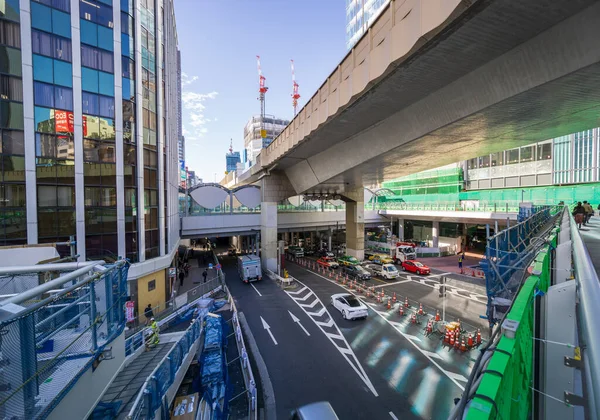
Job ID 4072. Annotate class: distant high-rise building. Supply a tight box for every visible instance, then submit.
[226,139,241,173]
[346,0,390,50]
[243,115,289,165]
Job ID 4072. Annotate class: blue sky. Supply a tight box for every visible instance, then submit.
[175,0,347,182]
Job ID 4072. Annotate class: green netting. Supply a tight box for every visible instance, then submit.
[460,183,600,204]
[466,235,555,420]
[381,167,463,196]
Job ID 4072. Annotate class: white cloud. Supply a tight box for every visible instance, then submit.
[181,74,218,143]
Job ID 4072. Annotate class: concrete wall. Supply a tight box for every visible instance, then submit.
[48,333,126,420]
[136,269,167,317]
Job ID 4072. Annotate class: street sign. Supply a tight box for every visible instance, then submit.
[125,301,135,322]
[168,268,176,277]
[216,263,221,270]
[208,263,213,269]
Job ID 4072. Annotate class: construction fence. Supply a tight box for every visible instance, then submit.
[0,261,129,420]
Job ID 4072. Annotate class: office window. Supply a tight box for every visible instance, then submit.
[507,148,519,164]
[467,158,477,170]
[478,155,490,168]
[80,0,113,28]
[537,142,552,160]
[0,75,23,102]
[32,0,70,13]
[491,151,503,166]
[32,30,72,62]
[520,145,534,162]
[148,279,155,292]
[0,20,21,48]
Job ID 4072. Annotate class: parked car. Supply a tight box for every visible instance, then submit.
[330,293,368,320]
[368,254,394,265]
[371,263,400,280]
[287,246,304,258]
[337,255,360,266]
[401,260,431,275]
[318,249,335,258]
[317,257,339,269]
[342,264,371,280]
[291,401,339,420]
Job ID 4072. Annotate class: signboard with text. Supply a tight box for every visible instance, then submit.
[125,301,135,322]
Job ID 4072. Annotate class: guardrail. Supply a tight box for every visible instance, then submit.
[0,260,129,419]
[227,288,258,420]
[126,319,202,419]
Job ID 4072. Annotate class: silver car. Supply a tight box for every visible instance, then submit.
[291,402,339,420]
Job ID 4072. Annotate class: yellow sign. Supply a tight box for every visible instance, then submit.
[260,129,267,138]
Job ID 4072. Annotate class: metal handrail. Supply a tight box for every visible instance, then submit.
[569,208,600,418]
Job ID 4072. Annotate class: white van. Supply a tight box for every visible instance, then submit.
[238,255,262,283]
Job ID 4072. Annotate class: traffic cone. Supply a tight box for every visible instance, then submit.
[467,333,474,348]
[411,313,417,324]
[444,329,451,343]
[399,305,404,316]
[387,298,391,310]
[392,292,397,303]
[454,333,461,349]
[460,337,467,352]
[404,296,409,308]
[418,303,424,315]
[476,329,482,345]
[377,292,381,303]
[449,332,455,346]
[435,310,440,322]
[426,320,432,334]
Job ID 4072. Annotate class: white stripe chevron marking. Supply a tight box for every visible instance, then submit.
[422,350,443,360]
[325,332,344,341]
[445,371,468,382]
[298,299,319,309]
[306,307,326,317]
[294,291,315,302]
[315,319,334,328]
[287,286,308,295]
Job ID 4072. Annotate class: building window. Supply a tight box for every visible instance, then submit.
[507,148,519,165]
[491,151,503,166]
[520,145,534,162]
[80,0,113,28]
[32,30,72,62]
[148,279,156,292]
[467,158,477,170]
[0,20,21,48]
[478,155,490,168]
[537,142,552,161]
[32,0,70,13]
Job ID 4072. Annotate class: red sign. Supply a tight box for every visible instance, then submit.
[55,110,74,134]
[125,301,135,322]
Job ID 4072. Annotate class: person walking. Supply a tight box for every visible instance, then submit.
[144,304,154,325]
[458,253,464,274]
[202,269,208,283]
[583,201,593,224]
[179,269,185,287]
[573,202,586,229]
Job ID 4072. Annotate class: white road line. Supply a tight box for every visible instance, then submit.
[389,412,399,420]
[445,371,469,382]
[285,279,379,397]
[298,299,320,309]
[373,279,412,288]
[250,283,262,297]
[422,350,444,360]
[287,286,308,295]
[364,301,465,391]
[294,291,315,302]
[325,332,344,340]
[288,310,311,336]
[315,319,334,328]
[424,272,452,279]
[306,307,327,317]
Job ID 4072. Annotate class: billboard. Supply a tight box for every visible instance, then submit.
[55,110,74,134]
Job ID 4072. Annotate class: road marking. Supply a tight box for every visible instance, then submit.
[298,298,320,309]
[445,371,469,382]
[372,279,412,288]
[364,301,465,391]
[295,291,315,302]
[422,350,444,360]
[315,319,334,328]
[389,412,399,420]
[288,310,310,336]
[250,283,262,297]
[287,286,308,295]
[306,307,327,317]
[425,272,452,279]
[260,316,278,345]
[285,279,379,397]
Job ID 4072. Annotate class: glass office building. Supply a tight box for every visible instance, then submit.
[0,0,182,287]
[243,114,289,166]
[346,0,389,50]
[226,150,240,173]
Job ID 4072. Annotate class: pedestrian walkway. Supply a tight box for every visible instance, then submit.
[176,247,219,295]
[580,215,600,276]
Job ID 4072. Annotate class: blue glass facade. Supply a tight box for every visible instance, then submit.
[345,0,389,50]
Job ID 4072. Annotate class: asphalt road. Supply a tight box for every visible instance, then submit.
[223,254,480,420]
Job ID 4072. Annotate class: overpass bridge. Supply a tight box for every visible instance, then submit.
[240,0,600,195]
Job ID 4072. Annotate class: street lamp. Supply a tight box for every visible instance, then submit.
[521,189,526,203]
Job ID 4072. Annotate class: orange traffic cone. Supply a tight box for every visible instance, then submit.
[467,333,474,348]
[435,310,440,322]
[387,298,391,310]
[426,320,432,334]
[377,292,381,303]
[418,303,424,315]
[460,337,467,352]
[449,332,455,346]
[404,297,409,308]
[476,329,482,345]
[444,329,451,343]
[399,305,405,316]
[454,334,461,349]
[392,292,397,303]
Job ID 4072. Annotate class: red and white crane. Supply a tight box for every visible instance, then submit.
[256,56,268,141]
[291,59,300,116]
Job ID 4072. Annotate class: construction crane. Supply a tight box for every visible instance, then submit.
[256,55,268,145]
[291,59,300,116]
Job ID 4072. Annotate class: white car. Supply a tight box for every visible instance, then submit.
[330,293,368,320]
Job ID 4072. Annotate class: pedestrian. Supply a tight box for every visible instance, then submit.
[202,269,208,283]
[144,303,154,325]
[573,202,586,229]
[179,270,185,287]
[458,253,464,274]
[583,201,593,224]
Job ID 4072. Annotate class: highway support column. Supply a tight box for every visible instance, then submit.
[344,190,365,261]
[260,172,295,271]
[432,221,440,248]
